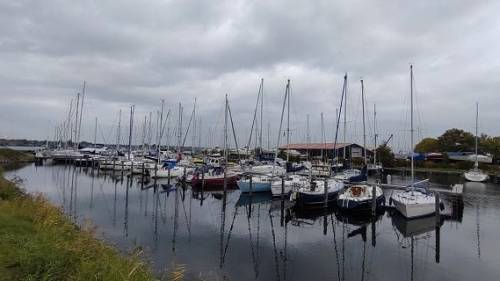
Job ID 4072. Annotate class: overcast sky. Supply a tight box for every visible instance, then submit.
[1,0,500,152]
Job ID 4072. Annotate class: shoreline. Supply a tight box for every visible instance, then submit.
[0,151,163,281]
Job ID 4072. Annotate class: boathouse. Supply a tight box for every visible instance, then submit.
[278,143,373,160]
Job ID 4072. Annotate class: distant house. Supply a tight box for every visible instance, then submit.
[278,143,373,160]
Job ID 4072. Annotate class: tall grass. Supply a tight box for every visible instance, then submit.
[0,175,162,281]
[0,148,34,163]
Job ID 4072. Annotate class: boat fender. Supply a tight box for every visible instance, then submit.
[440,202,445,211]
[388,197,393,206]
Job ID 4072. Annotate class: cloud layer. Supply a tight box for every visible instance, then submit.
[1,0,500,152]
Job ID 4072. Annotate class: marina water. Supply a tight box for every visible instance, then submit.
[7,164,500,281]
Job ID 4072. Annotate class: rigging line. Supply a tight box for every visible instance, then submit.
[181,100,196,147]
[227,101,241,162]
[272,80,289,177]
[247,80,263,154]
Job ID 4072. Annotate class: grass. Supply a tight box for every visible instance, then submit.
[0,148,34,164]
[0,172,161,281]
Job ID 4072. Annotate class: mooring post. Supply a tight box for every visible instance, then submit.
[435,191,441,224]
[249,175,253,197]
[183,166,187,183]
[323,179,328,208]
[201,170,205,206]
[154,162,158,179]
[371,185,377,216]
[141,162,145,180]
[130,161,134,178]
[281,176,285,201]
[112,159,116,174]
[167,167,171,186]
[121,161,124,176]
[435,221,441,263]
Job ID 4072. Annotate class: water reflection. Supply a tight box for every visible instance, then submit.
[6,164,500,281]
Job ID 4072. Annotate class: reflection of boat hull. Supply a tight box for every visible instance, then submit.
[391,212,442,237]
[235,192,272,207]
[335,210,384,226]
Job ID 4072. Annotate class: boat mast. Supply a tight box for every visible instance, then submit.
[272,80,289,177]
[373,103,377,166]
[117,109,122,153]
[77,81,86,149]
[475,102,479,169]
[158,100,164,165]
[286,79,290,163]
[306,114,310,161]
[223,95,229,193]
[410,65,414,186]
[260,78,264,151]
[361,79,367,166]
[321,112,325,162]
[93,117,98,148]
[128,105,135,160]
[177,103,183,158]
[74,92,80,149]
[343,73,348,160]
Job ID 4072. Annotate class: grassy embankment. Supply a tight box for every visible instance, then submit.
[389,159,500,175]
[0,148,34,164]
[0,149,183,281]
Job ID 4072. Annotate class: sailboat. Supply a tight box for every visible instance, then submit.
[337,79,384,212]
[293,77,347,206]
[464,103,489,182]
[390,65,438,219]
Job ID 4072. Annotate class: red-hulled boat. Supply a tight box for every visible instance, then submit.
[191,171,240,188]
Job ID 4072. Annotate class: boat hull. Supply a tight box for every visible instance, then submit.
[336,195,385,211]
[391,198,435,219]
[191,175,239,188]
[295,191,339,206]
[464,171,489,182]
[238,181,271,193]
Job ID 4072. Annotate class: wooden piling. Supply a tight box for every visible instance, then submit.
[323,179,328,208]
[281,177,285,201]
[371,185,377,216]
[249,175,253,196]
[435,191,441,224]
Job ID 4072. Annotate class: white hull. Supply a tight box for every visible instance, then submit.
[464,170,489,182]
[391,191,436,219]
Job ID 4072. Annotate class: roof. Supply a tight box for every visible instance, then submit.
[279,143,354,150]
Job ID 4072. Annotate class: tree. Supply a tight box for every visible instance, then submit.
[437,128,475,152]
[480,135,500,161]
[377,144,395,168]
[415,138,440,153]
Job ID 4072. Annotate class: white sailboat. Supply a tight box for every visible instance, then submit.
[391,65,437,219]
[464,103,489,182]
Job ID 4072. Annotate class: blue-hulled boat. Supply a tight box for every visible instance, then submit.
[238,175,273,193]
[336,184,385,211]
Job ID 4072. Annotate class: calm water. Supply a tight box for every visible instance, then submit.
[6,164,500,281]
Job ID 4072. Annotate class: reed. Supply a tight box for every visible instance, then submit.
[0,173,159,281]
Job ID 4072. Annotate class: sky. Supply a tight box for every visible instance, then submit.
[1,0,500,152]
